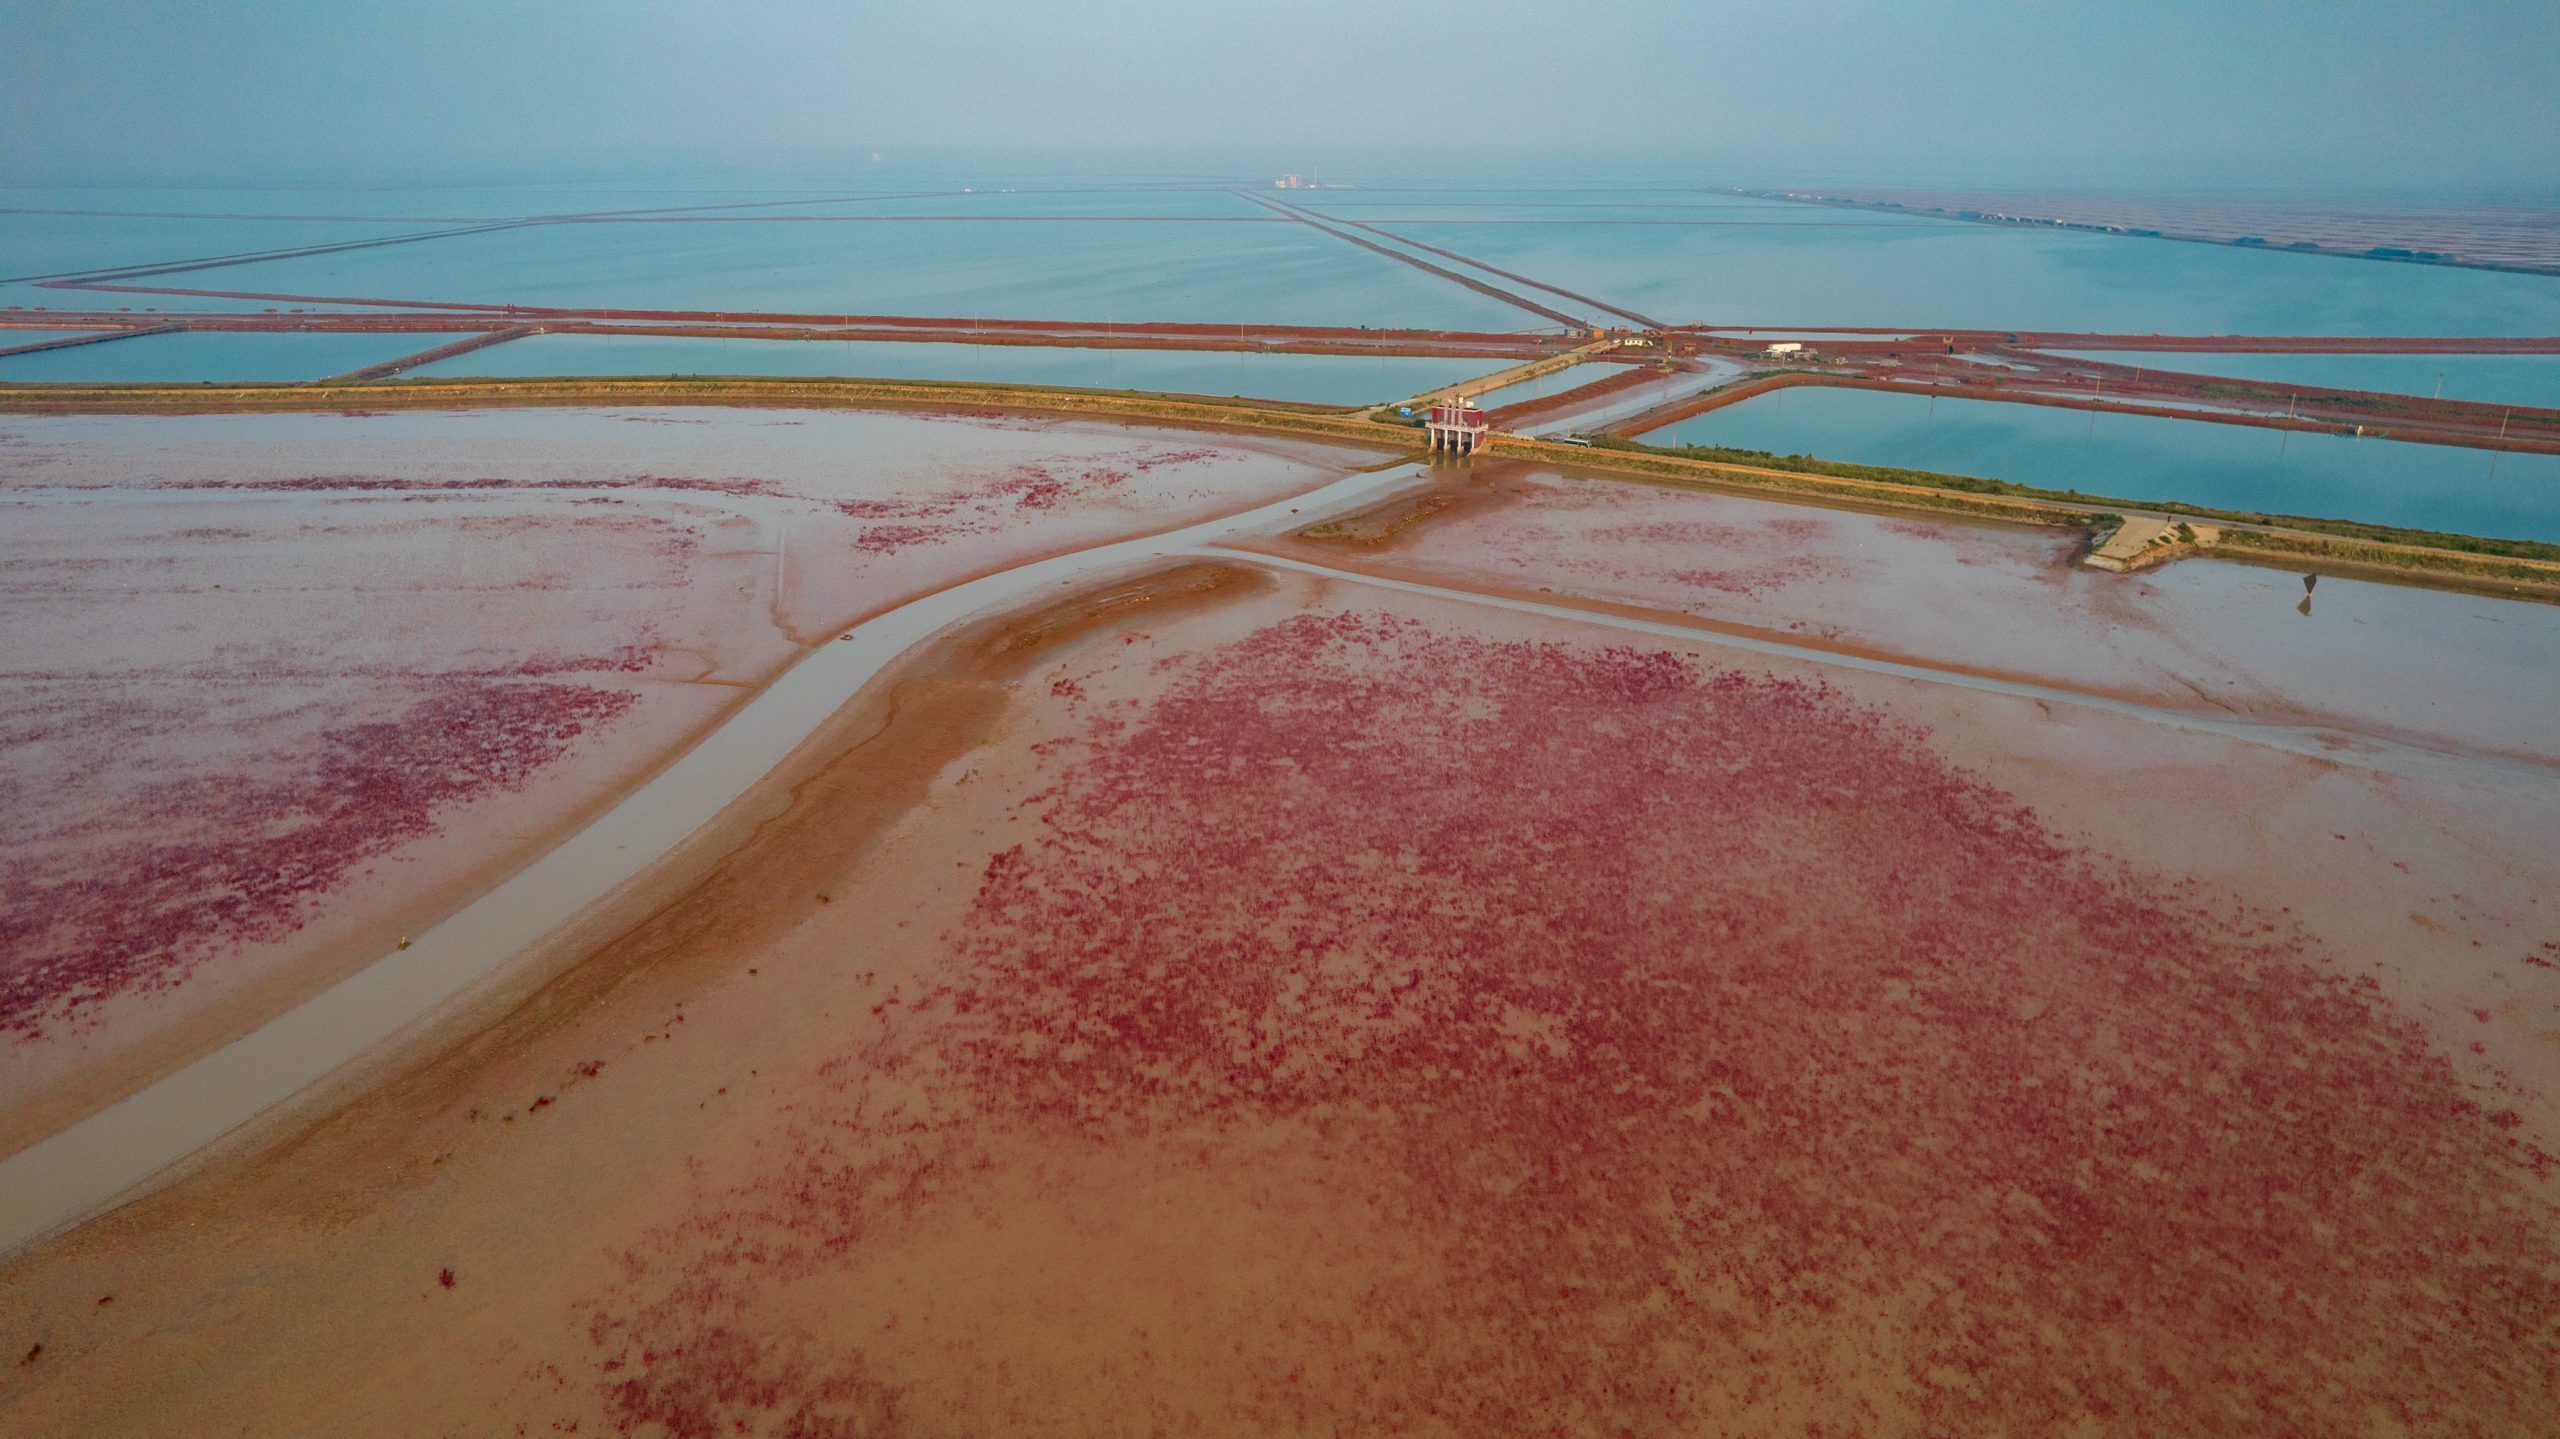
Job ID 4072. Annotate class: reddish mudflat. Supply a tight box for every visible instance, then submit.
[3,538,2552,1433]
[1293,461,2560,764]
[0,408,1355,1148]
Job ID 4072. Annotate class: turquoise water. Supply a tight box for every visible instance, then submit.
[1383,215,2560,336]
[805,189,1263,219]
[1298,188,1821,223]
[0,213,426,285]
[2,184,852,221]
[14,216,1541,330]
[3,183,1245,223]
[9,181,2560,551]
[0,329,112,351]
[1646,386,2560,543]
[2048,351,2560,410]
[411,333,1505,404]
[11,184,2556,339]
[0,330,430,383]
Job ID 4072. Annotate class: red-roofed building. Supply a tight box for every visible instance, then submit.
[1426,399,1489,456]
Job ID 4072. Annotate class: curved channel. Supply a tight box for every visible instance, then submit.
[0,460,1430,1257]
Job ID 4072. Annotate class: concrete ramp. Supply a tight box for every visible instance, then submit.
[2085,516,2218,572]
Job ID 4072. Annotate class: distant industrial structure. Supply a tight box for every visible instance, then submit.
[1425,399,1490,455]
[1274,174,1310,190]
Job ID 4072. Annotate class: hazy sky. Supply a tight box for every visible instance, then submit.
[6,0,2555,191]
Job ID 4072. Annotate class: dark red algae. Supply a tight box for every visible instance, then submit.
[836,446,1225,552]
[0,679,637,1039]
[573,611,2560,1435]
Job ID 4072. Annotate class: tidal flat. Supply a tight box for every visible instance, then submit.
[0,407,1360,1151]
[2,417,2554,1435]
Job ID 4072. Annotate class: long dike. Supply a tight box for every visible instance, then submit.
[6,374,2555,601]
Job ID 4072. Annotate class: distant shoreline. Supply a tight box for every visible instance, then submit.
[1733,188,2560,279]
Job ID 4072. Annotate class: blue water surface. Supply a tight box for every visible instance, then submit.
[412,333,1507,405]
[1646,385,2560,543]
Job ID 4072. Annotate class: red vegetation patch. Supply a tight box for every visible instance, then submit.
[0,679,636,1039]
[573,612,2560,1434]
[1578,517,1848,598]
[182,474,789,500]
[848,523,959,556]
[1458,505,1849,603]
[835,446,1229,553]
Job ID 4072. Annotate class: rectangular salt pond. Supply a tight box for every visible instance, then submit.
[63,215,1543,330]
[0,183,1280,228]
[410,333,1508,405]
[0,330,433,383]
[1377,217,2560,336]
[0,329,115,352]
[0,212,431,284]
[1641,385,2560,543]
[777,189,1269,219]
[1285,188,1830,224]
[2047,351,2560,410]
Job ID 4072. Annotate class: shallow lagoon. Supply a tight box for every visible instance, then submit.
[13,181,2559,344]
[0,212,426,284]
[1385,215,2560,335]
[1285,187,1843,225]
[1644,384,2560,541]
[2050,350,2560,409]
[412,333,1504,404]
[40,215,1544,330]
[0,329,434,383]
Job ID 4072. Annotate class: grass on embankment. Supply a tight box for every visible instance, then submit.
[1580,433,2560,566]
